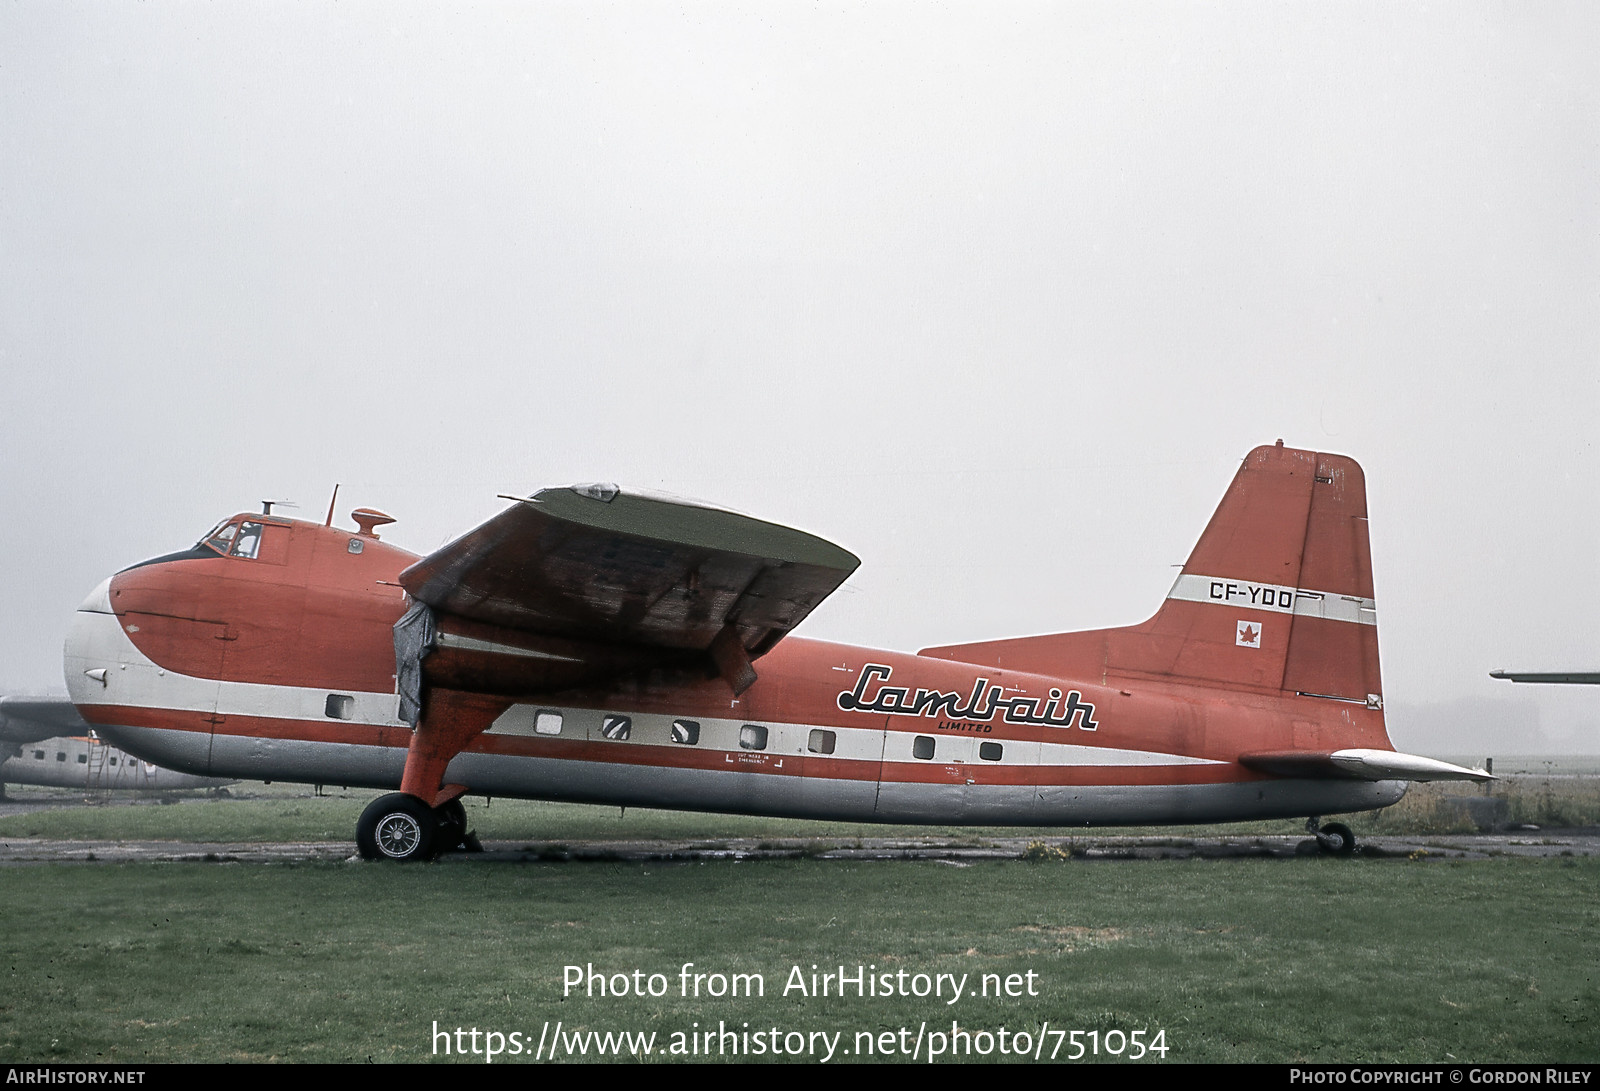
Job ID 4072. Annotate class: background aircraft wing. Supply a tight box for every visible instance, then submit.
[1240,748,1493,782]
[0,696,92,745]
[399,485,860,672]
[1489,670,1600,684]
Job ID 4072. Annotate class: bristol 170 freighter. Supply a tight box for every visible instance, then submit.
[63,442,1488,860]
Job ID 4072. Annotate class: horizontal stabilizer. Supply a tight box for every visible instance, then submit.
[1240,748,1493,783]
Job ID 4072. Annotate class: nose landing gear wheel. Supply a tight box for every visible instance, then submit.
[357,793,438,862]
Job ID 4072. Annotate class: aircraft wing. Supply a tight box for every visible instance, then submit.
[0,696,91,746]
[1240,748,1493,783]
[1489,670,1600,685]
[398,485,859,692]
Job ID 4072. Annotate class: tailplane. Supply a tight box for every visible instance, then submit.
[921,442,1381,704]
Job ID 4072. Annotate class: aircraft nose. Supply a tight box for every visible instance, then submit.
[76,575,114,615]
[63,576,119,707]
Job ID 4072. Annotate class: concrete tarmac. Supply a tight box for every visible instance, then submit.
[2,830,1597,864]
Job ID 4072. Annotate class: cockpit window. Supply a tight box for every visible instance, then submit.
[199,519,265,559]
[202,521,238,556]
[231,521,264,559]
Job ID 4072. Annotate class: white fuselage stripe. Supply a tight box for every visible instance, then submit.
[1166,573,1376,625]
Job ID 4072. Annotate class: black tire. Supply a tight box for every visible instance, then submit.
[357,793,437,862]
[436,798,468,854]
[1318,821,1357,857]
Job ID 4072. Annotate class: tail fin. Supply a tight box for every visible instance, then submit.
[920,443,1382,705]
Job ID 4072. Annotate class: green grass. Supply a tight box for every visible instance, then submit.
[1361,778,1600,835]
[0,857,1594,1063]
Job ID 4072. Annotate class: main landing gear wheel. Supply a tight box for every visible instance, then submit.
[1317,821,1357,857]
[357,793,438,862]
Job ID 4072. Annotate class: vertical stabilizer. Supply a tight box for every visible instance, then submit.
[920,443,1383,706]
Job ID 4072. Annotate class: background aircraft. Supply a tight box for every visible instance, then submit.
[0,696,231,795]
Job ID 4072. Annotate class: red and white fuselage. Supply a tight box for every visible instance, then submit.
[63,446,1446,830]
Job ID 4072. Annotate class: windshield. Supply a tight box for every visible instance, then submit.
[201,520,237,557]
[199,518,264,559]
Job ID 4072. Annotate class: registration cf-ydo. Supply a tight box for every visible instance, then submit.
[63,442,1489,860]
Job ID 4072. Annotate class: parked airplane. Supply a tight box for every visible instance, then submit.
[63,442,1489,861]
[3,734,233,793]
[1,697,231,794]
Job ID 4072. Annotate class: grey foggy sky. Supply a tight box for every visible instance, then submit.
[3,3,1597,752]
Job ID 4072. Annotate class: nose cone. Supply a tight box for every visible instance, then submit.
[62,568,219,778]
[76,575,114,615]
[63,576,118,708]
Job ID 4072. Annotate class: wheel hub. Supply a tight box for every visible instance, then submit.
[375,811,424,858]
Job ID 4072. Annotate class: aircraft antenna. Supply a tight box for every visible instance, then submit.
[261,498,296,516]
[325,484,340,527]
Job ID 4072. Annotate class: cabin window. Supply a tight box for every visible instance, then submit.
[672,719,700,745]
[912,736,936,760]
[32,750,43,760]
[325,694,355,720]
[77,754,87,764]
[740,725,768,751]
[534,710,563,735]
[109,757,118,766]
[808,729,836,755]
[979,742,1003,762]
[56,752,66,762]
[601,715,631,740]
